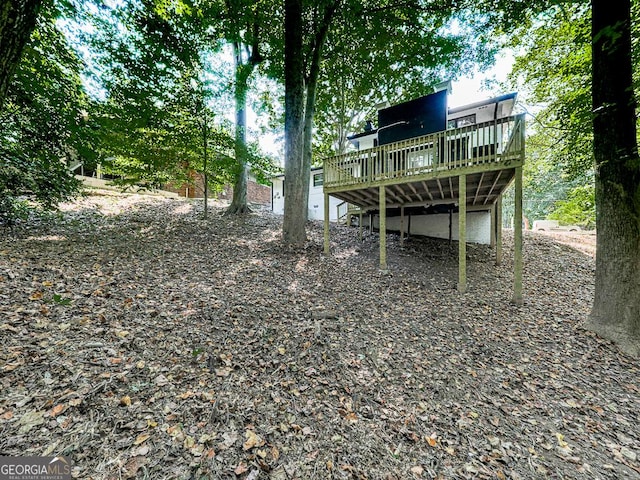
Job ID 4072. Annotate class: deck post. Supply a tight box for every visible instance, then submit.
[496,195,503,266]
[358,212,363,241]
[458,174,467,293]
[490,202,496,248]
[323,192,330,255]
[513,167,523,305]
[379,186,388,272]
[400,206,405,246]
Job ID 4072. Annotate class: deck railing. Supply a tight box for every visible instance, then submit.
[324,114,525,189]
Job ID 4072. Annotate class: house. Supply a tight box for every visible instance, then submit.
[271,167,343,221]
[273,90,518,244]
[320,88,525,302]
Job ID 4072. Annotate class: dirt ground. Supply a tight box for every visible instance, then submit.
[0,191,638,480]
[534,231,596,258]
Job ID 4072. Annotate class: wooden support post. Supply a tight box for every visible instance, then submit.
[379,186,388,272]
[358,212,363,241]
[496,195,503,266]
[400,206,405,246]
[458,175,467,293]
[513,167,523,305]
[490,202,496,248]
[324,192,330,255]
[449,207,453,246]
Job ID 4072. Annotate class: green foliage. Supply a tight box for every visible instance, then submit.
[307,2,502,157]
[84,0,276,193]
[508,3,593,179]
[0,2,88,223]
[50,293,72,306]
[548,184,595,228]
[500,3,594,225]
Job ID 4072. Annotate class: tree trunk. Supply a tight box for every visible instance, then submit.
[226,43,252,215]
[586,0,640,356]
[203,109,209,219]
[283,0,306,246]
[0,0,42,109]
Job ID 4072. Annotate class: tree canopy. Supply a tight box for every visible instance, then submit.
[0,1,88,222]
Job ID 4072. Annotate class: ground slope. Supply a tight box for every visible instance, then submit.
[0,192,638,479]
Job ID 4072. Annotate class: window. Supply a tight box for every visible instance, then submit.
[448,114,476,129]
[313,173,323,187]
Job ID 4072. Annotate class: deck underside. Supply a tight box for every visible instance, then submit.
[325,165,516,212]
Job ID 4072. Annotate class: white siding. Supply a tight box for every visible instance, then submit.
[372,211,491,245]
[272,177,285,214]
[271,171,341,221]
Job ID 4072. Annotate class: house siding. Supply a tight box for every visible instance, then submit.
[371,211,492,245]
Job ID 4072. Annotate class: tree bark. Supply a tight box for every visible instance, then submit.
[226,43,253,215]
[282,0,306,246]
[0,0,42,109]
[586,0,640,356]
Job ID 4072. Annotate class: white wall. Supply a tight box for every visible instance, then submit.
[271,172,341,221]
[272,177,285,214]
[371,210,492,245]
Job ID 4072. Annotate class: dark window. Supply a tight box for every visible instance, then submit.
[313,173,323,187]
[449,114,476,129]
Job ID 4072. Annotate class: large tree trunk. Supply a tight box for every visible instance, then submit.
[0,0,42,109]
[283,0,306,246]
[226,43,252,215]
[586,0,640,356]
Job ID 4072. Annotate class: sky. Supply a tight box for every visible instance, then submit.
[449,50,516,109]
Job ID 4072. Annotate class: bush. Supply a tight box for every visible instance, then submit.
[0,150,81,225]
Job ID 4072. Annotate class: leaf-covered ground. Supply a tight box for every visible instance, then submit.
[0,191,638,480]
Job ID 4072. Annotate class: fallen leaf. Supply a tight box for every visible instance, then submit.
[122,456,147,479]
[29,291,44,301]
[133,433,150,445]
[183,435,195,449]
[18,411,45,434]
[120,395,132,407]
[411,465,424,476]
[50,404,65,417]
[343,412,358,423]
[234,463,248,475]
[556,432,568,448]
[243,429,265,450]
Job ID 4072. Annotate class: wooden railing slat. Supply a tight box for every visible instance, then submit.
[324,114,524,189]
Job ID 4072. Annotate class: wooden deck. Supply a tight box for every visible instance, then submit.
[323,114,525,210]
[322,114,525,303]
